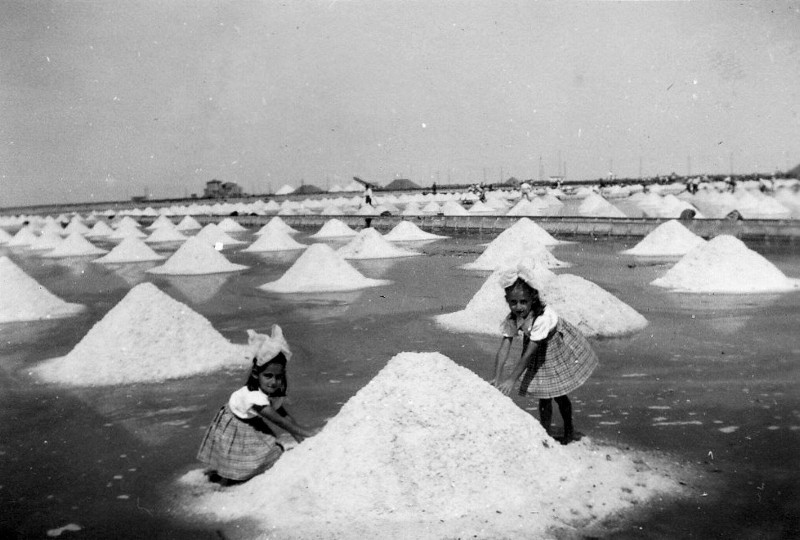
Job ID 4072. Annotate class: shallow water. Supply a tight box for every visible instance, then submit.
[1,230,798,539]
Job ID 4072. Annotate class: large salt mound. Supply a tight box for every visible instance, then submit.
[651,235,800,293]
[194,223,246,247]
[0,257,85,323]
[259,243,389,293]
[492,217,565,246]
[146,237,248,275]
[243,227,307,252]
[31,283,246,386]
[436,265,647,337]
[182,352,682,539]
[383,220,447,242]
[621,219,706,256]
[337,228,421,259]
[93,237,165,264]
[464,235,569,271]
[308,218,358,239]
[42,232,107,258]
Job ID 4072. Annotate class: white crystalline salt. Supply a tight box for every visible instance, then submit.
[259,243,389,293]
[256,217,300,236]
[28,230,65,251]
[308,219,358,239]
[0,256,85,323]
[85,220,115,238]
[7,226,38,246]
[146,215,175,230]
[42,232,107,258]
[651,235,800,293]
[579,193,627,217]
[243,227,307,252]
[31,282,246,386]
[494,217,564,246]
[622,220,706,256]
[144,225,187,244]
[146,236,248,275]
[93,237,165,264]
[216,217,248,233]
[183,352,682,538]
[337,228,421,259]
[464,235,568,271]
[193,223,246,247]
[175,215,202,231]
[383,221,447,242]
[107,226,147,240]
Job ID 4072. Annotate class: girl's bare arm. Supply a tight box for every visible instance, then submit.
[498,340,539,396]
[256,405,317,440]
[492,337,513,385]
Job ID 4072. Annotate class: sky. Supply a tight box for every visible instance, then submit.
[1,0,799,207]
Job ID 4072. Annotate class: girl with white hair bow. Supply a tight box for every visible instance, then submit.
[198,325,318,484]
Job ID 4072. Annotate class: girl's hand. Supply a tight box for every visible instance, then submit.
[497,378,516,395]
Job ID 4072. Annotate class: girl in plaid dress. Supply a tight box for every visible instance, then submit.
[491,275,598,444]
[198,325,317,485]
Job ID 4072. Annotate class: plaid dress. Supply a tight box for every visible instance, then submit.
[197,390,284,481]
[503,308,599,399]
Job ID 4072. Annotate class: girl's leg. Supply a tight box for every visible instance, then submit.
[554,395,574,443]
[538,399,553,434]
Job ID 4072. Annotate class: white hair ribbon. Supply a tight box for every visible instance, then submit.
[247,324,293,366]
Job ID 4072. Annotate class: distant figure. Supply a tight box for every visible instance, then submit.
[519,181,533,201]
[679,208,696,220]
[725,209,743,221]
[197,326,318,485]
[491,272,599,445]
[726,176,737,193]
[431,182,437,195]
[364,186,373,206]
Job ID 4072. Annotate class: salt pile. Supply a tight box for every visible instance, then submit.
[579,193,627,218]
[621,220,706,256]
[176,215,202,231]
[146,215,175,230]
[146,236,248,275]
[0,228,12,244]
[217,217,248,233]
[651,235,800,293]
[182,352,682,539]
[464,235,568,271]
[337,228,421,259]
[255,216,300,236]
[84,220,115,238]
[144,225,187,244]
[243,227,307,252]
[492,217,565,246]
[7,226,38,247]
[436,264,647,337]
[259,243,389,293]
[31,283,246,386]
[42,232,107,258]
[27,230,65,251]
[383,221,447,242]
[92,237,165,264]
[193,223,245,247]
[63,220,90,235]
[108,225,147,240]
[0,256,85,323]
[309,218,358,239]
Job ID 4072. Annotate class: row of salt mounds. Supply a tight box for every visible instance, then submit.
[436,262,648,338]
[243,225,307,252]
[92,237,165,264]
[255,216,300,236]
[259,243,390,293]
[621,220,706,257]
[383,220,448,242]
[337,228,421,259]
[147,237,248,275]
[181,352,682,539]
[308,218,358,239]
[43,232,107,258]
[0,257,86,323]
[31,283,246,386]
[651,235,800,293]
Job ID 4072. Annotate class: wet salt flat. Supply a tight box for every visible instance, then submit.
[1,227,799,539]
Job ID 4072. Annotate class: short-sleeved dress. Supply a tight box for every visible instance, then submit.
[197,386,284,481]
[501,305,599,399]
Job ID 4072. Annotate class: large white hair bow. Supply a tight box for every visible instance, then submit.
[247,325,293,366]
[496,258,555,291]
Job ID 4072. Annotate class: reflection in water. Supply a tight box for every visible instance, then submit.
[108,262,161,286]
[51,256,95,276]
[350,258,399,277]
[663,291,785,313]
[162,273,232,304]
[268,290,364,322]
[250,250,303,266]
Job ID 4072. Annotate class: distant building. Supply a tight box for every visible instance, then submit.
[204,179,243,198]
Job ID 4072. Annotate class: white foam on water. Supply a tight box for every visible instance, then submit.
[0,256,86,322]
[622,220,707,256]
[30,282,246,386]
[146,236,248,275]
[337,228,421,259]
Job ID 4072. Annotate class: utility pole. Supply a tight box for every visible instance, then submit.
[538,156,544,182]
[639,156,643,179]
[687,154,692,176]
[557,150,562,177]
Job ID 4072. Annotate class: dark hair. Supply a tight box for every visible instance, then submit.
[504,278,545,316]
[245,351,288,396]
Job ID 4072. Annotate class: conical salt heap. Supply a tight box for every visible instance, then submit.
[176,215,202,231]
[622,220,706,257]
[255,216,300,236]
[146,215,175,230]
[93,236,165,264]
[147,236,248,275]
[144,224,188,244]
[308,218,358,239]
[493,217,564,246]
[193,223,245,247]
[42,232,107,258]
[259,243,389,293]
[217,217,248,233]
[383,220,448,242]
[464,236,568,271]
[243,226,307,252]
[27,230,65,251]
[0,256,85,323]
[84,220,115,238]
[184,352,682,539]
[7,226,38,247]
[436,263,648,338]
[31,283,246,386]
[337,228,421,259]
[651,235,800,293]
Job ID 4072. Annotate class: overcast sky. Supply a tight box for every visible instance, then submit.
[1,0,798,207]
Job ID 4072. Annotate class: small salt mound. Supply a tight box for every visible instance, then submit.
[320,205,345,215]
[0,256,85,323]
[494,217,564,246]
[31,283,246,386]
[356,205,379,216]
[259,243,389,293]
[651,235,800,293]
[243,227,307,252]
[436,265,647,337]
[144,225,187,244]
[93,237,165,264]
[441,200,469,216]
[146,215,175,231]
[217,217,248,233]
[146,237,248,275]
[255,216,300,236]
[42,232,107,258]
[113,216,141,230]
[464,235,568,271]
[63,220,91,235]
[193,223,246,247]
[7,226,38,247]
[275,184,295,195]
[0,228,12,244]
[28,230,65,251]
[108,226,147,240]
[506,199,546,217]
[176,215,202,231]
[467,200,497,214]
[383,221,448,242]
[337,228,421,259]
[183,352,681,538]
[621,220,706,256]
[84,220,115,238]
[579,193,627,218]
[308,219,358,239]
[420,201,441,214]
